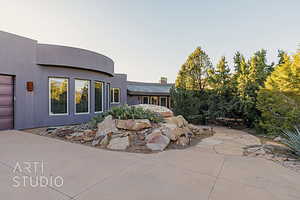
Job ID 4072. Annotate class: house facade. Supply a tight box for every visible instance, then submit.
[0,31,173,130]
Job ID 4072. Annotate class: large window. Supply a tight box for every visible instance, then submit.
[110,88,120,104]
[95,81,104,113]
[75,79,90,114]
[49,78,68,115]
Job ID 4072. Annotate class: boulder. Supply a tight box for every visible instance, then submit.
[177,136,189,146]
[188,124,214,136]
[93,115,117,146]
[116,119,152,131]
[161,124,190,141]
[165,115,188,128]
[107,136,129,150]
[146,133,170,151]
[99,133,113,148]
[146,129,163,142]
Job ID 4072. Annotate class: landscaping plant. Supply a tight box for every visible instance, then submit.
[281,126,300,156]
[89,105,164,128]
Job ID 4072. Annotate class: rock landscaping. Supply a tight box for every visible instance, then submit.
[36,105,214,153]
[244,142,300,173]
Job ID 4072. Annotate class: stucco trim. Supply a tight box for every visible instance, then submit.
[37,44,114,76]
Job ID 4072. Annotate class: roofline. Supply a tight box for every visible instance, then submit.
[127,81,174,86]
[127,91,171,96]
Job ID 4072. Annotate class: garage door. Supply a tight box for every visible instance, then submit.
[0,75,14,130]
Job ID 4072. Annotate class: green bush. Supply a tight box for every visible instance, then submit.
[170,86,245,125]
[89,105,164,128]
[281,126,300,156]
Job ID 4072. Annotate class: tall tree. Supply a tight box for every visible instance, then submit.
[209,56,231,93]
[257,52,300,134]
[175,47,213,91]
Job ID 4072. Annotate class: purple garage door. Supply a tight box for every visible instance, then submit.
[0,75,14,130]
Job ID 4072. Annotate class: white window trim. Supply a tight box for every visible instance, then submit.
[95,81,104,114]
[111,88,120,104]
[75,79,90,115]
[159,97,168,107]
[49,77,69,116]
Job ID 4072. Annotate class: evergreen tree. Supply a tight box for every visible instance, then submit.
[257,52,300,134]
[209,56,231,93]
[175,47,213,91]
[277,49,287,65]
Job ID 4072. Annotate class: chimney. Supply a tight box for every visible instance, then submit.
[160,77,167,84]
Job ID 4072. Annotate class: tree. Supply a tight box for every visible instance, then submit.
[235,50,274,126]
[233,51,243,74]
[277,50,287,65]
[257,52,300,135]
[209,56,231,93]
[175,47,213,91]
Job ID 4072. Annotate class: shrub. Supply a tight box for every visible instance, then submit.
[89,105,164,128]
[281,126,300,156]
[170,86,245,125]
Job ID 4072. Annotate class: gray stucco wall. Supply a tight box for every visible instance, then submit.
[127,95,140,106]
[0,31,118,129]
[110,73,127,107]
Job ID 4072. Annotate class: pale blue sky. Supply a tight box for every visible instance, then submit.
[1,0,299,82]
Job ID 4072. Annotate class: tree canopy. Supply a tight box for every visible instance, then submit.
[175,47,213,91]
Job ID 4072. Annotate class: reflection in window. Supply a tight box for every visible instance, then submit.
[110,88,120,104]
[95,81,103,113]
[150,96,158,105]
[160,97,167,107]
[49,78,68,115]
[143,96,149,104]
[75,79,90,114]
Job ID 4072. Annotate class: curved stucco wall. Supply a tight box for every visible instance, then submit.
[36,44,114,76]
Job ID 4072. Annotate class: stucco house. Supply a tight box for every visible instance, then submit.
[0,31,173,130]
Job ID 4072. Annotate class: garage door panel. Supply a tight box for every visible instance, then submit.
[0,107,13,116]
[0,118,13,130]
[0,96,13,106]
[0,85,14,95]
[0,75,13,130]
[0,76,13,84]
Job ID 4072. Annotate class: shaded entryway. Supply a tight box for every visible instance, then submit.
[0,75,14,130]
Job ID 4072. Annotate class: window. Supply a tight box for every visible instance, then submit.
[142,96,149,104]
[110,88,120,104]
[160,97,167,107]
[75,79,90,114]
[49,78,68,115]
[150,96,158,105]
[95,81,104,113]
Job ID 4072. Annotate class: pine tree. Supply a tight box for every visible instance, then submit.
[175,47,213,91]
[209,56,231,93]
[257,52,300,134]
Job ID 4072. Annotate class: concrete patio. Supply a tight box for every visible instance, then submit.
[0,129,299,200]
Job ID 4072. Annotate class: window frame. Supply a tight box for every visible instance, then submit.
[159,96,168,107]
[94,81,104,113]
[74,79,90,115]
[48,77,69,116]
[110,88,121,104]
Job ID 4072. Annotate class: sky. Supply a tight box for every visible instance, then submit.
[0,0,299,83]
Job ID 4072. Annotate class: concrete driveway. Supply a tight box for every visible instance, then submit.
[0,129,300,200]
